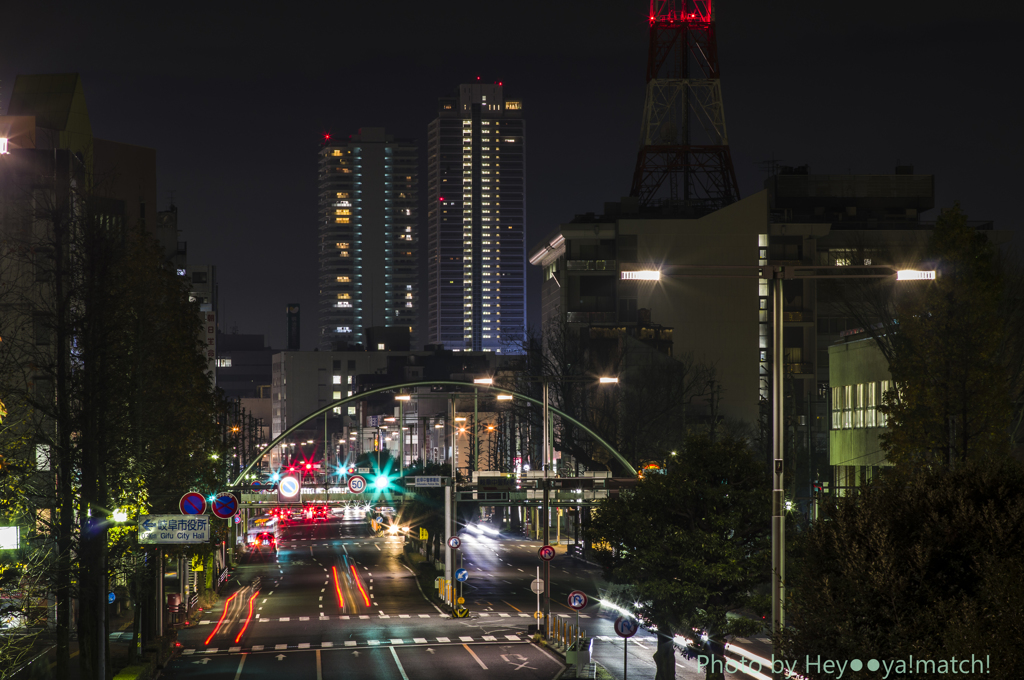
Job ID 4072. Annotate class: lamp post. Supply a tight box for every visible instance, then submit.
[621,262,934,649]
[502,374,618,639]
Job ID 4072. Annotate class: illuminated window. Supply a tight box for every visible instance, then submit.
[333,391,342,399]
[336,192,349,198]
[333,375,342,384]
[216,357,232,368]
[331,150,342,156]
[337,293,351,299]
[335,209,352,216]
[336,276,351,283]
[335,217,350,224]
[336,242,350,249]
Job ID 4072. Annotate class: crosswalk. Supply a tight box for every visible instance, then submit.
[182,635,527,655]
[197,611,590,624]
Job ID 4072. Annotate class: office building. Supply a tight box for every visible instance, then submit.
[530,166,1006,512]
[427,83,526,352]
[318,128,418,351]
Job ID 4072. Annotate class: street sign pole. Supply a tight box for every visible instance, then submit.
[542,379,551,639]
[444,479,452,604]
[575,607,580,678]
[535,566,540,624]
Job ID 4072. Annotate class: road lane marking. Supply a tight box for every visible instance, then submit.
[399,614,410,618]
[499,613,510,617]
[505,635,521,641]
[322,641,333,647]
[482,636,497,641]
[436,637,450,643]
[463,644,488,669]
[390,638,403,644]
[389,645,411,680]
[419,614,431,618]
[275,644,287,650]
[316,649,323,680]
[298,643,310,649]
[414,638,427,644]
[252,645,263,651]
[503,600,523,612]
[232,654,247,680]
[459,636,474,642]
[345,641,357,647]
[368,640,380,645]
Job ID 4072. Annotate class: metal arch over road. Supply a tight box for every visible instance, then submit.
[229,380,635,488]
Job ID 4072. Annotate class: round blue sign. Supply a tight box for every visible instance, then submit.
[455,568,469,582]
[108,592,116,604]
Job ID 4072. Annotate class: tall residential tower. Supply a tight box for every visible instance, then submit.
[318,128,418,350]
[427,83,525,352]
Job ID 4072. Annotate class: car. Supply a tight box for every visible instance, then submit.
[251,531,277,553]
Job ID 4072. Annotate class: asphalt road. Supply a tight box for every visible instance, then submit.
[166,511,752,679]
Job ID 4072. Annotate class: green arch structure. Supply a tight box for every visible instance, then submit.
[228,379,635,488]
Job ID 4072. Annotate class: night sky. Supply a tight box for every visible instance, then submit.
[3,1,1020,350]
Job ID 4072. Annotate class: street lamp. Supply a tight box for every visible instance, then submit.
[623,262,933,645]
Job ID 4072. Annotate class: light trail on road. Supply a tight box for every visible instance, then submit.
[234,589,260,643]
[351,563,371,607]
[204,591,240,646]
[332,565,345,608]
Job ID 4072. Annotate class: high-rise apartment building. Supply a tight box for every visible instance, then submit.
[427,84,526,352]
[318,128,418,351]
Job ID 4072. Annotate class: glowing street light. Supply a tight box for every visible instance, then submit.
[896,269,937,281]
[620,270,661,281]
[473,377,493,385]
[598,376,619,384]
[496,394,513,400]
[395,395,411,401]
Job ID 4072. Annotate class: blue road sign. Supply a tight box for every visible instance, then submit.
[211,493,238,519]
[179,492,206,515]
[455,569,469,582]
[108,592,115,604]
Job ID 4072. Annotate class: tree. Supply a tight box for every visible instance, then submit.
[588,436,770,680]
[880,204,1014,465]
[1,152,223,679]
[780,458,1024,680]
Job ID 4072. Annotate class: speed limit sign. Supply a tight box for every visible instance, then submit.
[347,475,367,493]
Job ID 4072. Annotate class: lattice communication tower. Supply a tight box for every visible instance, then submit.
[629,0,740,215]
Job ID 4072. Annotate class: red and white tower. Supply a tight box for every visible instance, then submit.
[629,0,740,214]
